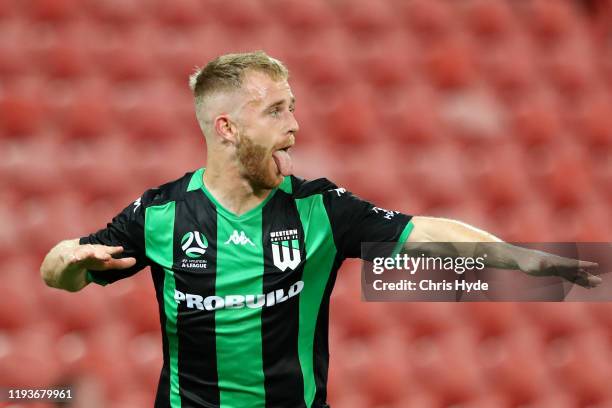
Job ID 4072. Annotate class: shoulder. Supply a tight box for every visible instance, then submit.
[140,169,201,208]
[289,175,342,199]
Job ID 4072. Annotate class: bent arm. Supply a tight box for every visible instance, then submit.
[40,239,90,292]
[40,239,136,292]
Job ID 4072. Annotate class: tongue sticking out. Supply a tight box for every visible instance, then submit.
[272,149,293,176]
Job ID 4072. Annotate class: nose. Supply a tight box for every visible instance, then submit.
[287,112,299,136]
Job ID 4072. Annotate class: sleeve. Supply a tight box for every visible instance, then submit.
[322,183,414,260]
[79,194,150,286]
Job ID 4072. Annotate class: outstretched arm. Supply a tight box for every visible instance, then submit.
[405,216,601,288]
[40,239,136,292]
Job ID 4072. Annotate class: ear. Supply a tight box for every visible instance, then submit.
[213,114,238,144]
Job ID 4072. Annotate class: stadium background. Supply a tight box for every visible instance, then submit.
[1,0,611,407]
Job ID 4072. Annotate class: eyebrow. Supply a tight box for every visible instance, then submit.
[265,97,296,111]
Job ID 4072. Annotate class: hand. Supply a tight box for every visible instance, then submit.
[519,252,601,288]
[68,244,137,271]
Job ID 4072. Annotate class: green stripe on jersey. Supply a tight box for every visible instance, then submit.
[187,168,204,192]
[295,195,337,408]
[278,176,292,194]
[391,219,415,257]
[215,213,266,408]
[145,202,181,408]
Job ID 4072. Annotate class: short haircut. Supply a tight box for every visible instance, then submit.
[189,51,289,117]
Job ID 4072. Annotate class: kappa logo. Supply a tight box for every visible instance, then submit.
[225,230,255,246]
[181,231,209,258]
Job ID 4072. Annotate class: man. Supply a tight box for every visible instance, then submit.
[41,51,600,408]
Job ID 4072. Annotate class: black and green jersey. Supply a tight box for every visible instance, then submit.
[80,168,414,408]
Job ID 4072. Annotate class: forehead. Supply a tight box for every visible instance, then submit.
[240,70,293,108]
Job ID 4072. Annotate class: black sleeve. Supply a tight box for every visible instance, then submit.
[79,193,150,286]
[322,182,414,260]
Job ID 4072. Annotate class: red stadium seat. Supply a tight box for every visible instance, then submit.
[357,350,410,406]
[86,0,144,27]
[353,39,414,89]
[32,21,92,80]
[542,44,597,100]
[83,323,141,397]
[0,91,46,137]
[540,147,595,209]
[55,331,90,377]
[152,0,207,27]
[0,135,65,197]
[0,327,63,388]
[462,303,525,339]
[0,282,38,330]
[113,84,179,141]
[0,0,14,19]
[213,0,268,31]
[333,295,391,340]
[39,278,114,333]
[324,87,376,146]
[400,0,454,41]
[468,144,531,210]
[527,0,579,45]
[466,0,516,41]
[476,328,552,405]
[0,22,36,78]
[424,39,477,90]
[409,329,483,404]
[47,79,112,140]
[106,273,160,334]
[480,39,539,103]
[288,35,352,88]
[546,329,612,405]
[521,303,593,341]
[154,29,207,83]
[126,332,163,392]
[335,0,398,38]
[88,24,161,83]
[511,94,563,146]
[27,0,80,22]
[268,0,336,35]
[571,96,612,149]
[489,201,555,242]
[376,86,440,145]
[110,388,156,408]
[400,145,467,210]
[528,392,577,408]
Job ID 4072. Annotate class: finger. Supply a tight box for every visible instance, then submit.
[568,270,602,288]
[577,260,599,269]
[104,246,125,255]
[92,248,112,261]
[73,245,101,262]
[105,257,137,270]
[586,273,603,287]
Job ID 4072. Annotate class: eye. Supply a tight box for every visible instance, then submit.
[269,108,281,117]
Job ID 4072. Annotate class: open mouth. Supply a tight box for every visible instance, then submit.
[272,145,294,176]
[277,145,292,152]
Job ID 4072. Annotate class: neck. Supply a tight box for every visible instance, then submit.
[203,156,273,216]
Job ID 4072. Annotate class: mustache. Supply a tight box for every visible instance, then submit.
[274,135,295,151]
